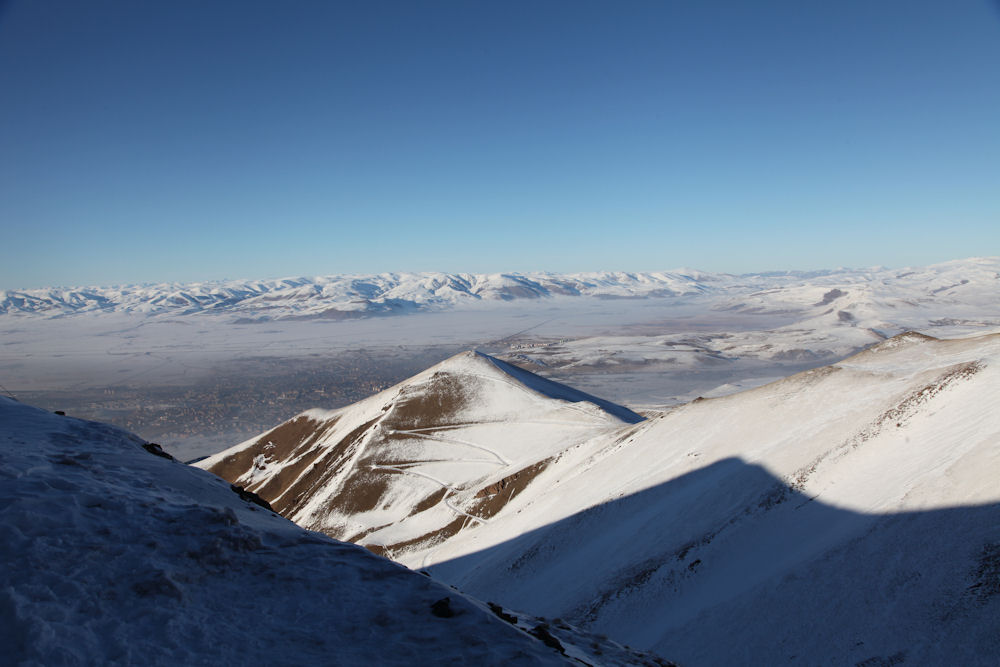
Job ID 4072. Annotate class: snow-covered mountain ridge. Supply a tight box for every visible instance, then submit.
[203,331,1000,664]
[430,332,1000,664]
[0,396,671,665]
[196,351,642,557]
[3,257,997,320]
[0,270,716,318]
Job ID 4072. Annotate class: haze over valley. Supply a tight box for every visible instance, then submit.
[3,258,997,461]
[4,260,999,663]
[199,329,1000,664]
[3,0,999,662]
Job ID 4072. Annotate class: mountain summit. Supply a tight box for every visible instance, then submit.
[202,333,1000,664]
[197,351,641,559]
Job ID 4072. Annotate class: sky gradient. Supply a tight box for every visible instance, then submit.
[1,1,998,288]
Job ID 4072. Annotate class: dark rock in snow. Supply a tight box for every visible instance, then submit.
[431,597,455,618]
[229,484,274,512]
[142,442,175,461]
[529,623,566,655]
[488,602,518,625]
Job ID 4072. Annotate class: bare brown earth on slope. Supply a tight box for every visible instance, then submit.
[364,517,469,559]
[206,415,329,483]
[200,354,624,554]
[205,415,384,518]
[469,458,555,521]
[385,372,468,428]
[362,457,558,557]
[202,370,499,542]
[271,419,379,517]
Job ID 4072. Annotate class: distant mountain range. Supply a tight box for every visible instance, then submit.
[3,257,997,320]
[201,331,1000,664]
[8,261,998,662]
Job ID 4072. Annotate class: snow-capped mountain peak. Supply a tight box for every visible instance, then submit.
[200,332,1000,664]
[197,350,641,560]
[4,257,995,321]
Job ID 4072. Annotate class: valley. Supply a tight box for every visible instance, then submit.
[2,258,999,664]
[3,258,997,461]
[5,1,997,660]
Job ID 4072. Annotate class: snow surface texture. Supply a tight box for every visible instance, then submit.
[426,333,1000,664]
[208,333,1000,665]
[0,397,670,666]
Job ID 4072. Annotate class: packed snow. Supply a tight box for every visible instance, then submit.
[0,397,670,665]
[7,257,999,663]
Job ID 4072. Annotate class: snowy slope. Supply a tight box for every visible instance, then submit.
[421,332,1000,664]
[197,351,641,561]
[0,397,670,666]
[204,333,1000,664]
[511,257,1000,377]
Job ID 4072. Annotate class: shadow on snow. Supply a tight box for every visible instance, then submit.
[430,458,1000,665]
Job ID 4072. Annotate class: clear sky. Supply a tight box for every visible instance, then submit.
[1,1,998,289]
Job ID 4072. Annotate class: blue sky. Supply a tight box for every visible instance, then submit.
[1,1,998,288]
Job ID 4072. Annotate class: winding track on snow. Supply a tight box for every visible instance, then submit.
[360,365,626,566]
[369,462,494,569]
[383,428,511,466]
[369,463,490,526]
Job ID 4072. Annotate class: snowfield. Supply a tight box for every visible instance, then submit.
[427,333,1000,664]
[205,332,1000,665]
[4,257,1000,664]
[0,397,669,666]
